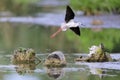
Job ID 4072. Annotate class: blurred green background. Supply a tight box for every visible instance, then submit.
[70,0,120,15]
[0,0,120,53]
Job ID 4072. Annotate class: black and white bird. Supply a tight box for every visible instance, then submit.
[50,5,83,38]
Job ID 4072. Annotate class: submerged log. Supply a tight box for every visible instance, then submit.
[44,51,66,67]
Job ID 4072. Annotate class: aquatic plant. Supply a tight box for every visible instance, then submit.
[75,43,112,62]
[11,47,41,63]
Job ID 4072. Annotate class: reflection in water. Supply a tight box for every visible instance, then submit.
[0,54,120,80]
[13,61,40,75]
[0,23,120,53]
[4,74,39,80]
[88,68,118,79]
[46,67,65,79]
[0,24,53,52]
[89,68,106,79]
[14,63,36,75]
[1,22,16,49]
[76,62,120,79]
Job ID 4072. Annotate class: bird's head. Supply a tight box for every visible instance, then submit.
[78,22,85,27]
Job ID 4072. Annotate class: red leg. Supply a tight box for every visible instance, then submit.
[50,27,62,38]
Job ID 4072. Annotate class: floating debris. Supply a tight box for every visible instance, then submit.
[44,51,66,67]
[75,43,112,62]
[11,47,41,64]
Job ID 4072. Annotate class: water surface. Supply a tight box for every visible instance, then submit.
[0,53,120,80]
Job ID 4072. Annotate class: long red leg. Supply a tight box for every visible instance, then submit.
[50,27,62,38]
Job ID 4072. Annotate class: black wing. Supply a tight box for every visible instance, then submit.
[65,5,75,23]
[70,27,80,36]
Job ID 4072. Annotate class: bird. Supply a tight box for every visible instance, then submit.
[50,5,83,38]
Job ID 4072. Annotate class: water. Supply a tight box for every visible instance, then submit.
[0,53,120,80]
[0,11,120,28]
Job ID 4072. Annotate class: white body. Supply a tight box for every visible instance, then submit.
[61,20,80,31]
[88,45,99,57]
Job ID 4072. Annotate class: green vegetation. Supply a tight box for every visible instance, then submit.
[1,0,120,15]
[13,0,38,4]
[70,0,120,15]
[65,28,120,53]
[0,0,40,16]
[0,24,120,53]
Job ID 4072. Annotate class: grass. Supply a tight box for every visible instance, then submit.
[13,0,38,4]
[0,0,40,16]
[65,28,120,53]
[70,0,120,15]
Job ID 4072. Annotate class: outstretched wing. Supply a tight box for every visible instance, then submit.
[70,27,80,36]
[65,5,75,23]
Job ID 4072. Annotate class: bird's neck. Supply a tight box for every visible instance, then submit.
[61,23,68,31]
